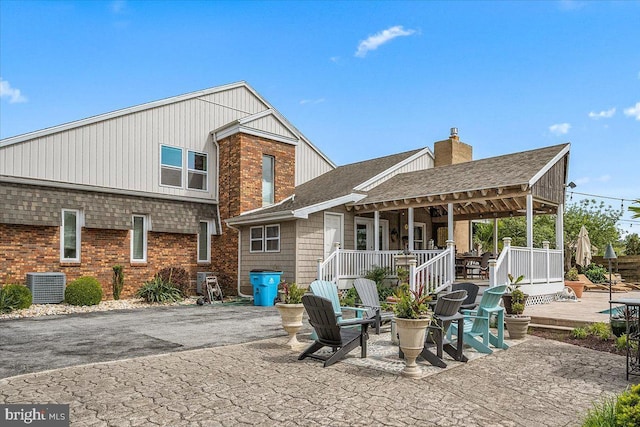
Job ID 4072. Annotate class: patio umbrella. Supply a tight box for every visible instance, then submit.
[575,225,592,267]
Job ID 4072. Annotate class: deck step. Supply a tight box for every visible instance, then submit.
[529,323,575,332]
[529,316,593,329]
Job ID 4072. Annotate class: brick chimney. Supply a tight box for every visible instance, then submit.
[433,127,473,166]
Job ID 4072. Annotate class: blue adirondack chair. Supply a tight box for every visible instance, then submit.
[447,284,510,354]
[309,280,369,324]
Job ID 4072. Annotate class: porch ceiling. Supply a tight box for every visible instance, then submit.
[346,186,558,221]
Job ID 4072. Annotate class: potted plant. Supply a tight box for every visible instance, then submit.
[275,282,306,349]
[564,267,585,298]
[502,274,527,315]
[393,283,432,378]
[504,287,531,339]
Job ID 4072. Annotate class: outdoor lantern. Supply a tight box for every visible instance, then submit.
[603,243,617,318]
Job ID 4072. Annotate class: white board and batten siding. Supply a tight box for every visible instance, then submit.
[0,82,334,198]
[295,140,334,186]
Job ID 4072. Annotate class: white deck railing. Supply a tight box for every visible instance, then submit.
[316,248,444,284]
[410,242,455,295]
[490,238,563,287]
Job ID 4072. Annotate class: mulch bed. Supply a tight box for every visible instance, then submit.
[529,328,626,356]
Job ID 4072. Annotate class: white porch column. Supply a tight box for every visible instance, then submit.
[526,194,534,284]
[556,202,564,249]
[446,240,455,285]
[447,203,454,245]
[526,194,533,248]
[316,258,323,280]
[493,218,499,255]
[488,259,497,287]
[504,237,512,276]
[333,242,341,284]
[408,207,414,251]
[374,210,380,251]
[543,241,550,285]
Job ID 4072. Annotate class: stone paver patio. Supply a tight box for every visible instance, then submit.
[0,332,633,426]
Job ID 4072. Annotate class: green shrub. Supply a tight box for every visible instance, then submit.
[340,287,359,307]
[65,277,103,306]
[112,265,124,300]
[588,322,612,340]
[616,384,640,427]
[582,396,617,427]
[364,265,391,286]
[136,276,183,303]
[3,284,32,309]
[584,263,608,284]
[0,285,20,313]
[571,327,588,339]
[156,266,191,296]
[615,334,638,352]
[565,267,579,281]
[377,283,395,302]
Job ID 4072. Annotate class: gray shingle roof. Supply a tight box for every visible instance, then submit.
[354,143,569,205]
[230,148,424,221]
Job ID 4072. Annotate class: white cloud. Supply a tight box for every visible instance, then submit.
[299,98,325,105]
[623,102,640,120]
[558,0,586,11]
[355,25,416,58]
[574,174,610,186]
[588,108,615,119]
[549,123,571,135]
[574,177,590,185]
[110,0,126,13]
[0,78,27,103]
[330,56,340,63]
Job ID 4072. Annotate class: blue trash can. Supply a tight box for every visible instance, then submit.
[249,270,283,306]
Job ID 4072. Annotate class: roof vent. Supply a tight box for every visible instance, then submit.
[450,127,458,137]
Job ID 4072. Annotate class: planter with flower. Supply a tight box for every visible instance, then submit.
[275,282,306,349]
[503,275,530,339]
[564,267,584,298]
[393,283,433,378]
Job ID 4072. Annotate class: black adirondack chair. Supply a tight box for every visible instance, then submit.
[353,278,394,334]
[451,282,479,311]
[299,294,375,367]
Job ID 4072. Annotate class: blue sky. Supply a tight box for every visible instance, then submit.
[1,0,639,236]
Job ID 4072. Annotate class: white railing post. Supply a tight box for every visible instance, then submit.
[503,237,512,276]
[488,259,497,287]
[542,241,550,285]
[408,258,417,293]
[333,242,341,283]
[317,258,323,280]
[446,240,455,286]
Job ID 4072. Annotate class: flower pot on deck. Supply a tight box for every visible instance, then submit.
[395,316,431,378]
[505,315,531,339]
[564,281,584,299]
[502,294,529,315]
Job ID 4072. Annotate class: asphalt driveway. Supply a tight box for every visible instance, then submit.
[0,303,290,379]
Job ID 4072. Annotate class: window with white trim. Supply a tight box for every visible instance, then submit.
[61,209,81,262]
[262,154,275,206]
[188,151,207,191]
[249,225,280,253]
[131,215,148,262]
[161,145,183,187]
[198,221,211,263]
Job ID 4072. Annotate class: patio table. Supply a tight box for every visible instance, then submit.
[610,298,640,380]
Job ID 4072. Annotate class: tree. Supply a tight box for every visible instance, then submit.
[630,199,640,219]
[626,233,640,256]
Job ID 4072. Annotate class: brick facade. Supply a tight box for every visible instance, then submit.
[215,132,296,292]
[0,223,200,299]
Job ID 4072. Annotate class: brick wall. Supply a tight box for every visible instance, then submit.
[216,132,296,292]
[0,223,203,299]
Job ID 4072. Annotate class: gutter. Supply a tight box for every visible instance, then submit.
[225,222,253,298]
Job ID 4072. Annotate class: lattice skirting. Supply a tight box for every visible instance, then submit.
[526,293,558,306]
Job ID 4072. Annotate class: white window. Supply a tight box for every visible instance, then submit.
[262,155,275,206]
[161,145,183,187]
[414,222,426,250]
[265,225,280,252]
[198,221,211,263]
[131,215,148,262]
[61,209,81,262]
[250,224,280,253]
[188,151,207,191]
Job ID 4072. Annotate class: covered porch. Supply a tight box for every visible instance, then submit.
[318,144,570,302]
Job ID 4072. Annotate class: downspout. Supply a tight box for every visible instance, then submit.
[226,222,253,298]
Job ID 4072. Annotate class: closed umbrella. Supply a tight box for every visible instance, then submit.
[575,225,592,267]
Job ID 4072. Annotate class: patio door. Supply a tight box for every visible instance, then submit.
[355,217,389,251]
[324,212,344,258]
